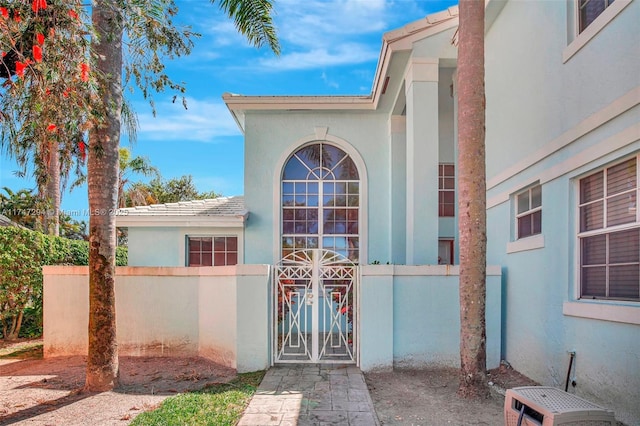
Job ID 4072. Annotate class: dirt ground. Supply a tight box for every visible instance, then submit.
[0,339,236,425]
[1,339,539,426]
[365,365,539,426]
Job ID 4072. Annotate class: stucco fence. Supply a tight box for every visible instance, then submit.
[43,265,501,373]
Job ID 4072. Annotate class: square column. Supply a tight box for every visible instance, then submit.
[405,58,440,265]
[390,115,407,264]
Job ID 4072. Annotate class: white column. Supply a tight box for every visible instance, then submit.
[390,115,407,264]
[405,57,440,265]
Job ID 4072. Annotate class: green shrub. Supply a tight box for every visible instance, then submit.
[0,226,127,339]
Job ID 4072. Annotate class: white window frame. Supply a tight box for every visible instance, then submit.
[515,184,542,240]
[438,163,455,218]
[186,235,239,267]
[576,155,640,302]
[563,0,632,63]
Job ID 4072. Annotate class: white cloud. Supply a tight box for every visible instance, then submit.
[259,42,378,70]
[135,98,240,143]
[178,0,394,72]
[321,71,340,89]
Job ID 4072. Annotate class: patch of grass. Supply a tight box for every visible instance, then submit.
[0,341,43,359]
[131,370,265,426]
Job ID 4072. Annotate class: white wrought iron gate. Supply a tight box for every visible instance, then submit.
[273,249,358,364]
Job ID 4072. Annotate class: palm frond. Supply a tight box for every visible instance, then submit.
[216,0,280,54]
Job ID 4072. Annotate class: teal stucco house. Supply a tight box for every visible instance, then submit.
[47,1,640,423]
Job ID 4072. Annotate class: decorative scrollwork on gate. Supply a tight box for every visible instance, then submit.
[273,249,358,363]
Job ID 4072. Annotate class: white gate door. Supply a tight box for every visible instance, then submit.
[273,249,358,364]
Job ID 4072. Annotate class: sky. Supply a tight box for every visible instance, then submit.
[0,0,458,220]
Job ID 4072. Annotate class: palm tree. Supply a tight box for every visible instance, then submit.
[117,147,159,208]
[85,0,279,391]
[456,0,488,398]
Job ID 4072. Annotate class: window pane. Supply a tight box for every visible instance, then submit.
[201,238,212,251]
[609,265,640,299]
[297,145,320,170]
[607,193,636,227]
[443,164,454,176]
[213,253,226,266]
[580,171,604,203]
[580,201,604,232]
[283,157,310,180]
[607,158,636,195]
[580,0,608,32]
[582,234,606,265]
[282,195,294,206]
[532,210,542,235]
[333,157,359,180]
[442,204,455,217]
[438,240,453,265]
[518,214,532,239]
[517,191,530,214]
[581,266,606,297]
[214,237,226,251]
[226,252,238,266]
[189,237,201,252]
[227,237,238,251]
[443,177,454,190]
[202,252,212,266]
[531,185,542,209]
[609,229,639,263]
[188,252,200,266]
[282,182,294,194]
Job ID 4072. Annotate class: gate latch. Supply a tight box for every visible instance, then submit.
[306,293,313,305]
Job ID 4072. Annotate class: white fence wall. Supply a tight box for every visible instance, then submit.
[359,264,502,372]
[44,264,502,374]
[43,265,270,373]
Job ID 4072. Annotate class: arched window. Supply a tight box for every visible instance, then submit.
[281,142,360,262]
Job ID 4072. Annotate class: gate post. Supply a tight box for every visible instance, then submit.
[236,264,271,373]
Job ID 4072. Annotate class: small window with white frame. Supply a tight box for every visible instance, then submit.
[438,163,455,217]
[516,184,542,240]
[187,236,238,266]
[578,156,639,301]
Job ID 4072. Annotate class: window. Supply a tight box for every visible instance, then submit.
[579,157,639,301]
[281,142,360,262]
[438,164,455,217]
[578,0,615,33]
[187,236,238,266]
[516,185,542,239]
[438,239,454,265]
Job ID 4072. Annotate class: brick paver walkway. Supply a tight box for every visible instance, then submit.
[238,364,380,426]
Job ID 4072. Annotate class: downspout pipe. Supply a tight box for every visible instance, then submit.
[565,351,576,392]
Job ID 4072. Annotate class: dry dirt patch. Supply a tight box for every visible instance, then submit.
[0,348,235,425]
[365,365,539,426]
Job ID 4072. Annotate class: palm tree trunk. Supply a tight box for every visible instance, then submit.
[85,0,123,391]
[44,140,60,236]
[456,0,488,399]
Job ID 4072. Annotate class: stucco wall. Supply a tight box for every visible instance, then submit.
[359,265,502,372]
[484,1,640,423]
[244,112,387,265]
[127,226,244,267]
[43,265,270,373]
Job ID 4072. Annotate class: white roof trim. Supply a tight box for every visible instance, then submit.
[223,6,461,132]
[116,215,247,228]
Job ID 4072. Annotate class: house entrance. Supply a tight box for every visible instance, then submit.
[273,249,358,364]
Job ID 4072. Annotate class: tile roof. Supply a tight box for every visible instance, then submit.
[118,196,247,217]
